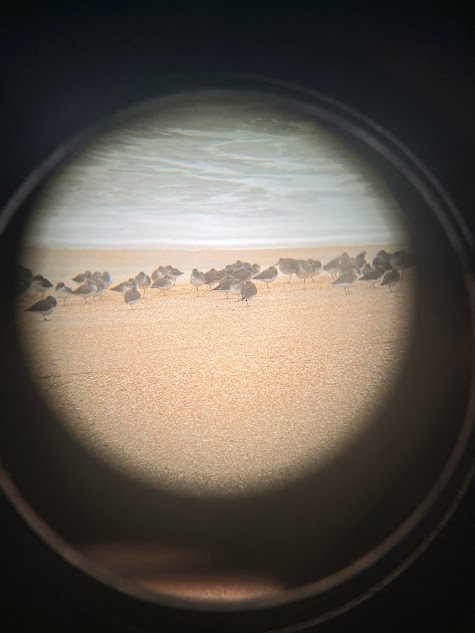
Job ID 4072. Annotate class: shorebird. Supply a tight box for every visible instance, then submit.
[101,272,112,289]
[25,295,57,320]
[32,275,54,297]
[214,268,228,282]
[190,269,206,295]
[151,268,165,282]
[94,277,107,299]
[307,259,322,280]
[360,262,372,276]
[372,250,391,271]
[230,279,244,301]
[355,250,367,270]
[151,274,174,294]
[323,256,341,278]
[252,263,261,277]
[338,255,359,276]
[232,267,253,282]
[276,258,299,283]
[74,280,97,302]
[92,271,109,295]
[111,280,134,295]
[240,280,257,305]
[358,267,384,288]
[165,266,184,285]
[381,268,401,292]
[135,272,151,295]
[212,276,234,298]
[72,271,93,284]
[124,287,141,308]
[16,266,33,295]
[390,250,415,279]
[204,269,219,288]
[253,266,278,288]
[55,282,74,305]
[332,270,358,294]
[296,260,312,286]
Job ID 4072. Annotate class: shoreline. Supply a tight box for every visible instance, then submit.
[20,243,409,283]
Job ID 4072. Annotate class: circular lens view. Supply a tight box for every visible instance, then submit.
[16,91,415,500]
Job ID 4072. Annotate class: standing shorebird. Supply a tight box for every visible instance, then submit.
[296,260,312,286]
[74,280,97,302]
[32,275,54,297]
[372,250,391,271]
[276,258,299,283]
[390,250,415,279]
[332,270,358,294]
[381,268,401,292]
[323,256,341,278]
[165,266,184,285]
[151,274,174,295]
[212,276,234,298]
[204,269,219,289]
[338,255,359,276]
[151,268,165,283]
[230,279,244,301]
[307,259,322,281]
[360,262,372,276]
[16,265,33,295]
[239,281,257,305]
[55,282,74,305]
[101,271,112,289]
[72,271,93,284]
[232,267,253,282]
[190,269,206,295]
[358,267,384,289]
[135,272,151,296]
[124,287,141,308]
[253,266,278,288]
[111,279,134,295]
[94,277,107,300]
[355,250,367,270]
[25,295,57,320]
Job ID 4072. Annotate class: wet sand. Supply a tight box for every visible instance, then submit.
[18,245,415,498]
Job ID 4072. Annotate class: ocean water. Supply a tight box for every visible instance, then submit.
[25,92,409,250]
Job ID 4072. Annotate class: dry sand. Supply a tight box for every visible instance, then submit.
[18,245,415,498]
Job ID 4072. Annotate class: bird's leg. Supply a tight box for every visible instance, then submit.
[288,275,291,283]
[389,286,393,293]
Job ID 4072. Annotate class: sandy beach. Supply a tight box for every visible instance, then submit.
[17,245,415,498]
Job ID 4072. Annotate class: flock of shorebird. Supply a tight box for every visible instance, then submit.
[18,248,414,320]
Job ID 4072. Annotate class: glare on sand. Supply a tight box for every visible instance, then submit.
[18,251,414,498]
